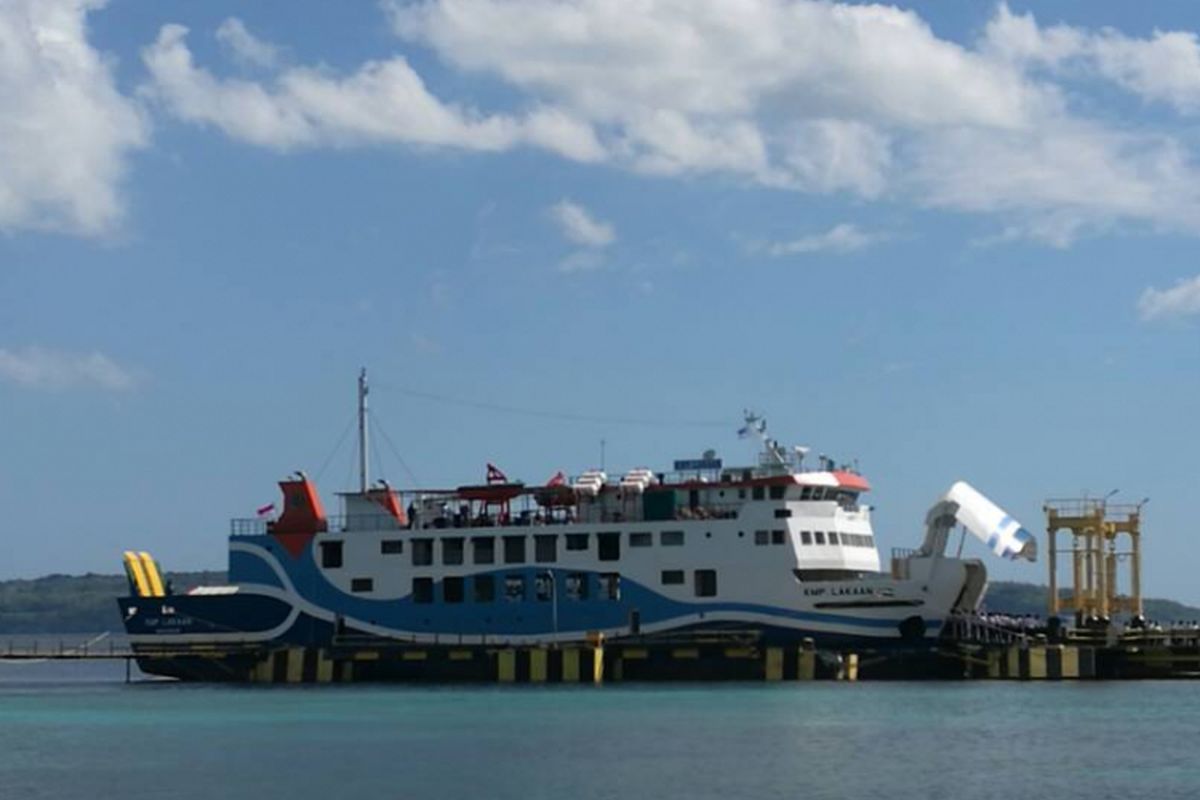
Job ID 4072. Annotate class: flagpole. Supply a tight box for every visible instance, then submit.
[358,368,369,493]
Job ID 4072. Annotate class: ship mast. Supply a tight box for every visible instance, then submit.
[357,368,369,493]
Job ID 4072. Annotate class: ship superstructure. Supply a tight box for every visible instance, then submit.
[119,373,1034,677]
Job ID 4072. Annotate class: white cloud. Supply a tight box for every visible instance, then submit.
[142,2,1200,245]
[1138,274,1200,321]
[216,18,280,69]
[141,24,604,162]
[557,249,605,273]
[0,346,136,391]
[984,5,1200,114]
[765,223,878,256]
[548,199,615,247]
[0,0,148,236]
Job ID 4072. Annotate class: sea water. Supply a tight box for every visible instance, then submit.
[2,659,1199,800]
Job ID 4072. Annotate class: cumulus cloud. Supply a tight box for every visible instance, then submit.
[549,200,615,247]
[140,2,1200,245]
[984,5,1200,114]
[1138,274,1200,321]
[0,346,136,391]
[765,223,878,256]
[216,18,280,69]
[0,0,148,236]
[141,23,605,161]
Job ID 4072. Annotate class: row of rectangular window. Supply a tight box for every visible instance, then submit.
[799,531,873,547]
[324,531,687,569]
[348,569,719,602]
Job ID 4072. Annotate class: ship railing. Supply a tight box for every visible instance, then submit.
[230,513,405,536]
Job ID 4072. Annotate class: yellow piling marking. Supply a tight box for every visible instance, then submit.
[353,650,380,661]
[1028,647,1047,680]
[449,650,473,661]
[562,648,581,682]
[623,648,648,660]
[765,647,784,681]
[1061,646,1079,679]
[724,647,756,659]
[285,648,304,684]
[672,648,700,660]
[987,650,1002,679]
[498,649,516,683]
[1006,646,1021,679]
[798,647,816,681]
[401,651,427,661]
[316,650,334,683]
[592,645,605,684]
[529,648,548,683]
[253,655,273,683]
[845,653,859,682]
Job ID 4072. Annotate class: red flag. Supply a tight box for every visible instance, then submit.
[256,503,276,517]
[546,471,566,487]
[486,463,508,484]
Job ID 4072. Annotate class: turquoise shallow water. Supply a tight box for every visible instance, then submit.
[3,661,1200,799]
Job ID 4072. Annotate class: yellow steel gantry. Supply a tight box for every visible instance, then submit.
[1045,498,1144,620]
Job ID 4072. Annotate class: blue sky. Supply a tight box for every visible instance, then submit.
[1,1,1198,605]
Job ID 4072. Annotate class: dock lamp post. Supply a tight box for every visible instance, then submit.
[541,570,558,647]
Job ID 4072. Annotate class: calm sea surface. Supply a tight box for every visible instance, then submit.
[2,659,1199,800]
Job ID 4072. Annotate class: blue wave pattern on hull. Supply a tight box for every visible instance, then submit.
[222,535,936,642]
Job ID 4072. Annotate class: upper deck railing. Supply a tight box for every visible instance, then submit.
[230,514,405,537]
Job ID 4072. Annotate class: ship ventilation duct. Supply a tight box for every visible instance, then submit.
[922,481,1037,562]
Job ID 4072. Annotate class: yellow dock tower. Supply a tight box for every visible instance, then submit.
[1044,496,1145,621]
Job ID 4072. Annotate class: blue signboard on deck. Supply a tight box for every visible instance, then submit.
[673,458,722,472]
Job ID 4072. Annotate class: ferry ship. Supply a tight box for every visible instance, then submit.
[118,372,1035,678]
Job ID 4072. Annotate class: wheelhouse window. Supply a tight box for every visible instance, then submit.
[380,539,403,555]
[473,574,495,603]
[534,534,558,563]
[412,577,433,603]
[535,573,554,601]
[752,486,765,500]
[774,508,792,518]
[442,537,464,565]
[661,570,684,585]
[660,530,684,546]
[772,529,786,545]
[814,531,826,545]
[505,574,525,601]
[503,535,526,564]
[629,532,653,548]
[443,576,464,603]
[565,533,590,551]
[320,540,343,568]
[800,530,813,545]
[828,532,839,545]
[598,532,621,561]
[472,536,495,565]
[754,530,769,546]
[768,485,785,500]
[694,570,718,597]
[351,577,373,593]
[412,538,434,566]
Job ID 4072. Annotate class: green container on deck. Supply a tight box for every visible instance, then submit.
[643,490,676,521]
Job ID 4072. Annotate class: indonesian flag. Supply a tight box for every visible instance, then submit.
[256,503,276,517]
[546,471,566,487]
[486,463,508,484]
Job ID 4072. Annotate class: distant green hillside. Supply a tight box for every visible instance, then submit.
[985,581,1200,622]
[2,574,1198,634]
[0,571,224,634]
